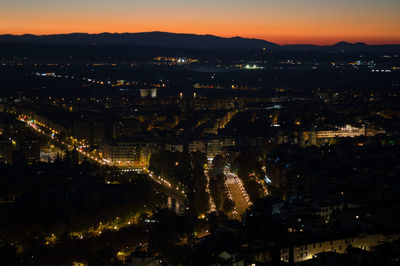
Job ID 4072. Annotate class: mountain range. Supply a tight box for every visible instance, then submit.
[0,32,399,51]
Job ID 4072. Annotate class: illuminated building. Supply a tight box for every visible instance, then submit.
[317,125,365,139]
[165,142,184,153]
[188,140,206,154]
[101,142,158,167]
[206,138,235,160]
[140,88,157,98]
[280,233,400,263]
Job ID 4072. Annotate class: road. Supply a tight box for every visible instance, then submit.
[18,114,187,203]
[148,172,187,203]
[225,172,252,220]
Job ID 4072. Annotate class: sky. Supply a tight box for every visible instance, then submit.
[1,0,400,45]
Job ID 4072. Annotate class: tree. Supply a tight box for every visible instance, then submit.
[223,198,236,213]
[212,155,225,174]
[209,173,225,211]
[191,151,209,215]
[148,209,193,255]
[232,152,265,202]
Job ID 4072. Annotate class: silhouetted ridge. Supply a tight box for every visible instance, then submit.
[0,32,399,52]
[0,32,278,50]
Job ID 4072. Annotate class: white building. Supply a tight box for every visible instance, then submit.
[317,125,365,139]
[280,233,400,263]
[101,142,157,167]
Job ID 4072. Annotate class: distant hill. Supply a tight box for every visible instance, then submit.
[282,41,400,52]
[0,32,399,52]
[0,32,279,51]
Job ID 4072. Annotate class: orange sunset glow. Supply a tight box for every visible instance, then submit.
[1,0,400,44]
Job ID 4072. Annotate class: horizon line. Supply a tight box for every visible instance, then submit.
[1,31,400,46]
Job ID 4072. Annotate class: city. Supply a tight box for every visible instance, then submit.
[1,1,400,265]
